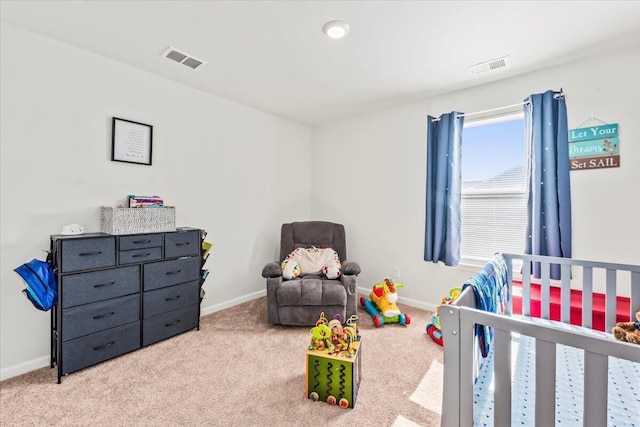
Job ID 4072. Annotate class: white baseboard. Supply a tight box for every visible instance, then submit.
[199,289,266,317]
[357,286,437,313]
[397,295,437,313]
[1,355,50,382]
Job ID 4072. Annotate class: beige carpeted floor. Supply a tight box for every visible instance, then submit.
[0,296,444,426]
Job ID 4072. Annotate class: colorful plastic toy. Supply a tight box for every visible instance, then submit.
[426,323,443,346]
[306,312,363,408]
[309,312,360,356]
[309,323,333,351]
[360,277,411,327]
[426,286,462,346]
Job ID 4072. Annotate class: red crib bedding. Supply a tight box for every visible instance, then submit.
[511,280,631,331]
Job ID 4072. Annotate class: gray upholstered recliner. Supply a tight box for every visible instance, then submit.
[262,221,361,326]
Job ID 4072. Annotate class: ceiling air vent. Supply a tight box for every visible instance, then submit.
[469,56,510,74]
[162,47,206,70]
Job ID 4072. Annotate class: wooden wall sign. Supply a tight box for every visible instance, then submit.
[569,123,619,171]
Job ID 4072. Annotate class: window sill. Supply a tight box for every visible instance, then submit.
[458,256,525,281]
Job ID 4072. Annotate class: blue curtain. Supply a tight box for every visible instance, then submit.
[524,90,572,279]
[424,112,464,266]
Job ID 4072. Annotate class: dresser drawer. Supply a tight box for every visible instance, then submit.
[144,280,199,319]
[119,233,163,251]
[61,237,116,273]
[119,247,162,265]
[164,230,200,258]
[143,257,200,291]
[61,266,139,308]
[62,294,140,341]
[62,321,140,375]
[143,305,198,347]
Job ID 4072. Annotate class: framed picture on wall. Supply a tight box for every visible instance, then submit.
[111,117,153,165]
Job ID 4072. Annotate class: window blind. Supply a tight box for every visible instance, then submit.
[460,189,527,263]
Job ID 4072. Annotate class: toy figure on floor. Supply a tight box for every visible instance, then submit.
[426,287,461,346]
[360,277,410,327]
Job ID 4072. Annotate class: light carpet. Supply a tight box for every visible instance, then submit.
[0,296,443,426]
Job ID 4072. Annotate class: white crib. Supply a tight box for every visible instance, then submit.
[439,253,640,427]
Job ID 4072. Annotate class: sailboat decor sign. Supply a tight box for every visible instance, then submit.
[568,123,619,171]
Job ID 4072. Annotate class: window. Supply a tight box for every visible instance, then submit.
[460,113,526,265]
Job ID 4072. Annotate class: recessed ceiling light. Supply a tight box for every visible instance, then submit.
[322,20,350,39]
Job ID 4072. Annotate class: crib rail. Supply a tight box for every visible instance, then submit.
[504,253,640,331]
[440,305,640,427]
[440,254,640,427]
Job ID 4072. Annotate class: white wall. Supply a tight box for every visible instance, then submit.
[3,22,639,381]
[311,45,640,309]
[0,24,312,379]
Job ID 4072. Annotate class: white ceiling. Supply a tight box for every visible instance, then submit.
[1,1,639,126]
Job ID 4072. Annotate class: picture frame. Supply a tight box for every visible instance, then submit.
[111,117,153,166]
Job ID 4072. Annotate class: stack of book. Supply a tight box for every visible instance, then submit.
[128,195,166,208]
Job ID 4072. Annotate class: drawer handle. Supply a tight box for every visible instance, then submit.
[132,252,151,258]
[133,239,152,244]
[93,281,115,288]
[93,312,115,320]
[93,341,115,351]
[165,295,181,301]
[79,251,102,256]
[165,320,181,327]
[165,270,182,275]
[175,242,190,246]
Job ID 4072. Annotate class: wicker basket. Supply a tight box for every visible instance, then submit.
[100,206,176,235]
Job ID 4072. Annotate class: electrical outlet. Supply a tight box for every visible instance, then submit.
[393,267,400,279]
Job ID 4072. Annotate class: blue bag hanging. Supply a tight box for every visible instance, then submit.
[14,259,58,311]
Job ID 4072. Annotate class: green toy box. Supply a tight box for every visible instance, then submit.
[305,339,362,409]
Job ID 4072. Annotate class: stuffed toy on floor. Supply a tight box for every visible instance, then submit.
[611,311,640,345]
